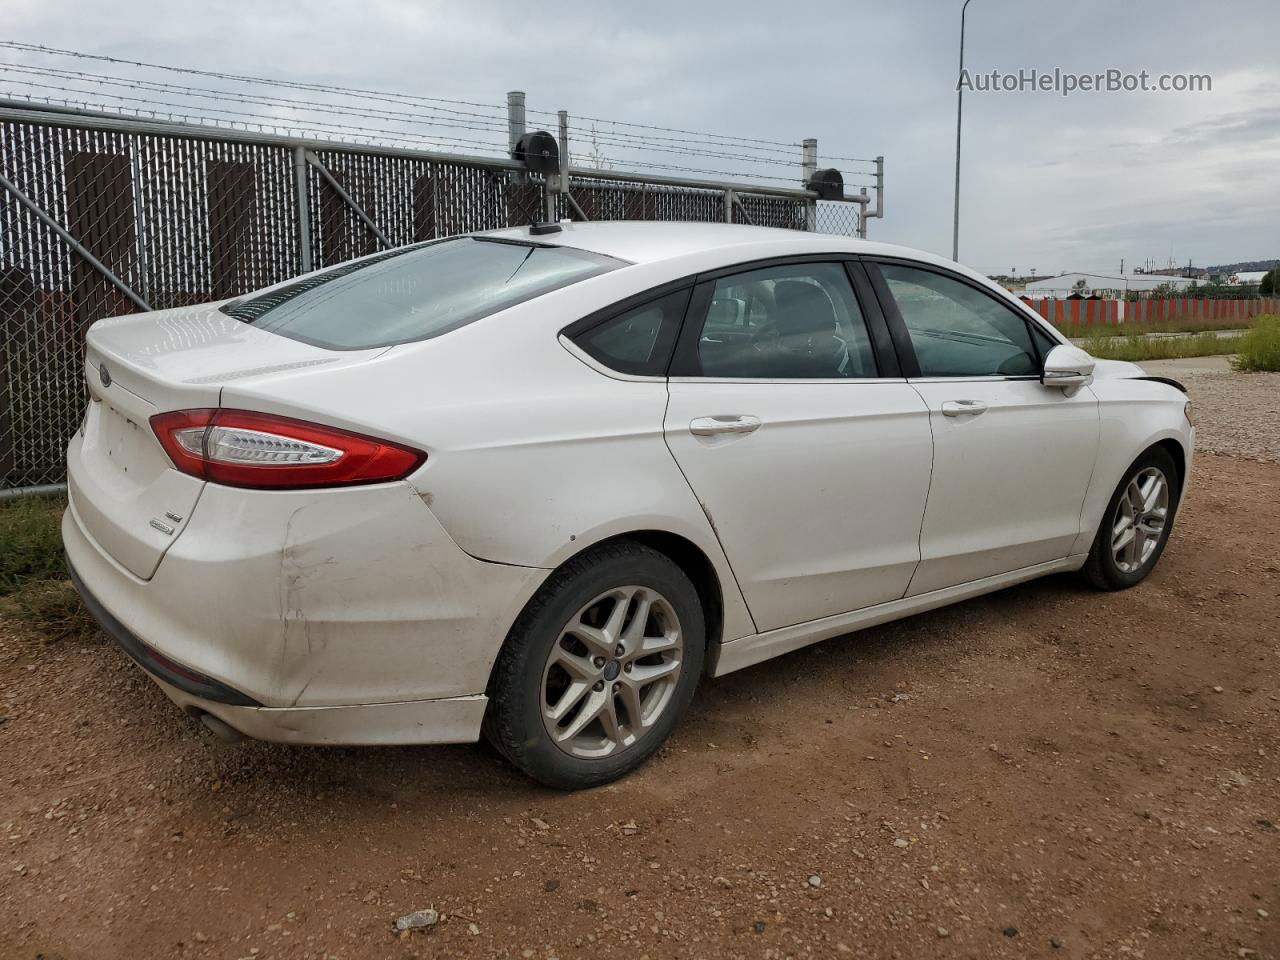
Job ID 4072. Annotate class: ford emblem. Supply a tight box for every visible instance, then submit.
[99,363,111,388]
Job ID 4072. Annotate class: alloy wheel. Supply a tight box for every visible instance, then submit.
[540,585,684,760]
[1111,466,1169,573]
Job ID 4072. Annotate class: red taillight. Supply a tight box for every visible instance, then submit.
[150,409,426,490]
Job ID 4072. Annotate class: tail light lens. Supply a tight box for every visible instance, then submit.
[150,409,426,490]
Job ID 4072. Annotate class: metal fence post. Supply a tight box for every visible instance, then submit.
[801,138,817,231]
[856,156,885,238]
[292,145,313,273]
[430,161,441,238]
[508,91,526,183]
[130,141,149,304]
[557,110,571,196]
[874,155,884,222]
[724,188,734,223]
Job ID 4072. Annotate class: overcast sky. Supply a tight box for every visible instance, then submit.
[6,0,1280,275]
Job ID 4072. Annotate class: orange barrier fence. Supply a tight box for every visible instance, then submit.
[1026,298,1280,328]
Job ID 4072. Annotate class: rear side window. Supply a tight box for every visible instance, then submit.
[694,262,879,379]
[221,237,624,350]
[571,289,690,377]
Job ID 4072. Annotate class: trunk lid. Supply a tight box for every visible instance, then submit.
[69,302,383,580]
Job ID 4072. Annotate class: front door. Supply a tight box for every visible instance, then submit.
[663,260,934,633]
[869,260,1100,596]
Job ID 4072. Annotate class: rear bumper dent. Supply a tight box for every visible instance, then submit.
[68,555,260,707]
[69,550,489,744]
[62,480,546,708]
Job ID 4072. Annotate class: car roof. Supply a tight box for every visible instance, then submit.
[479,220,921,268]
[475,221,1028,325]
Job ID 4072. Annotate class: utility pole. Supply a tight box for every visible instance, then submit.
[951,0,975,262]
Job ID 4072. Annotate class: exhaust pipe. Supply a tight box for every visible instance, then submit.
[199,712,245,743]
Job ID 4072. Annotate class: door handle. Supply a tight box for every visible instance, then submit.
[689,415,763,437]
[941,399,988,417]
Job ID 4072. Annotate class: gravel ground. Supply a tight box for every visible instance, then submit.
[2,453,1279,960]
[1140,358,1280,462]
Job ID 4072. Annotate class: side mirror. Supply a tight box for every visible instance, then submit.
[1041,344,1095,394]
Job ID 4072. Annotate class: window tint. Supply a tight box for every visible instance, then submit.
[879,264,1039,377]
[573,289,689,377]
[221,237,624,350]
[695,263,878,379]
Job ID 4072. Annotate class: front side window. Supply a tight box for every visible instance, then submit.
[221,237,625,350]
[1028,320,1061,358]
[694,263,878,379]
[878,264,1039,377]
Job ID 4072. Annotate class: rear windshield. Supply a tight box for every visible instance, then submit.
[219,236,625,350]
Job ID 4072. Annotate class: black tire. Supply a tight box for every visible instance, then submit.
[1083,446,1180,590]
[483,540,705,790]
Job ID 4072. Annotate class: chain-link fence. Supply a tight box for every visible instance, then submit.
[816,201,864,239]
[0,107,867,492]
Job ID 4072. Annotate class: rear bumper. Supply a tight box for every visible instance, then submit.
[63,477,548,744]
[153,676,489,746]
[68,556,261,706]
[71,556,487,743]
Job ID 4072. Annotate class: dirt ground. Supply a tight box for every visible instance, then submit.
[2,452,1278,960]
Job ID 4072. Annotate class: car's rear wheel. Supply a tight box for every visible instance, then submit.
[484,541,705,789]
[1083,446,1180,590]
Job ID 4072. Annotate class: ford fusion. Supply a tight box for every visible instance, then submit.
[65,222,1194,789]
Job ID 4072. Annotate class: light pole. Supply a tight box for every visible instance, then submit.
[951,0,974,262]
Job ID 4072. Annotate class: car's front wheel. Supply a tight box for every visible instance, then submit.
[1083,446,1181,590]
[484,541,705,789]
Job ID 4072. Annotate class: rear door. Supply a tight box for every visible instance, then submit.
[663,259,933,633]
[866,259,1099,595]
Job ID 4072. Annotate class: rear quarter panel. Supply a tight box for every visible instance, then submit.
[218,264,759,643]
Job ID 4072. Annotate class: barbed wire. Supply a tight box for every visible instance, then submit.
[0,84,519,155]
[0,62,860,173]
[0,41,514,116]
[0,64,514,141]
[0,85,802,183]
[0,41,881,188]
[0,41,875,165]
[3,40,809,153]
[4,82,878,188]
[0,61,511,128]
[543,113,877,165]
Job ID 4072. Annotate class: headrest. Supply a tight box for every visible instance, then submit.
[773,280,837,337]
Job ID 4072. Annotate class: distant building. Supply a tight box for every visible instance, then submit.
[1022,272,1201,299]
[1230,271,1268,285]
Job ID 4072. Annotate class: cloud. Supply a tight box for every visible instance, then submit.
[4,0,1279,274]
[1162,105,1280,147]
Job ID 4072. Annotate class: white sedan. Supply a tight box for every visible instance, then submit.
[65,222,1193,789]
